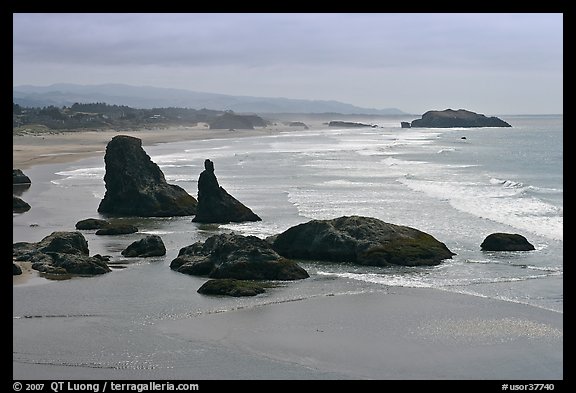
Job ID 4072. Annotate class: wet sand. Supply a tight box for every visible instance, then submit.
[13,288,563,380]
[158,288,563,380]
[13,124,318,170]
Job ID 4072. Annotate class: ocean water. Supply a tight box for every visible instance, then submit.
[13,115,562,376]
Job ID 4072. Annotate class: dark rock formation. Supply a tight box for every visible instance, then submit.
[400,121,411,128]
[98,135,197,217]
[121,235,166,257]
[13,263,22,275]
[192,159,261,223]
[13,169,31,184]
[170,233,309,280]
[38,253,111,275]
[272,215,455,267]
[197,279,272,297]
[75,218,110,230]
[13,231,111,276]
[328,121,375,128]
[410,109,511,128]
[480,233,535,251]
[13,196,31,213]
[95,223,138,235]
[288,121,309,129]
[208,112,266,129]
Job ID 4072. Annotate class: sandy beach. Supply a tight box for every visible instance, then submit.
[13,123,316,170]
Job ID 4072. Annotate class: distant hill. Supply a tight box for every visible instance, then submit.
[12,83,406,115]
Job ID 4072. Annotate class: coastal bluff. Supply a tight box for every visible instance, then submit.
[410,109,511,128]
[98,135,197,217]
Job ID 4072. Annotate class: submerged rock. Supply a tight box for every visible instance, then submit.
[98,135,197,217]
[13,231,111,276]
[121,235,166,257]
[170,233,309,280]
[192,159,261,223]
[480,233,535,251]
[197,279,271,297]
[410,109,511,128]
[272,215,455,267]
[400,121,411,128]
[13,196,31,213]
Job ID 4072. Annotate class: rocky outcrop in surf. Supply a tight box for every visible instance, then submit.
[13,169,31,184]
[95,223,138,235]
[480,233,535,251]
[271,215,455,267]
[170,233,309,280]
[13,196,31,213]
[410,109,511,128]
[13,231,111,276]
[75,218,111,230]
[197,279,272,297]
[121,235,166,257]
[192,159,261,223]
[98,135,197,217]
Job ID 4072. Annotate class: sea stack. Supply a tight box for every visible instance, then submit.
[98,135,197,217]
[192,159,261,223]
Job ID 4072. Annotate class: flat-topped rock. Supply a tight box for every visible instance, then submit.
[271,215,455,267]
[410,109,511,128]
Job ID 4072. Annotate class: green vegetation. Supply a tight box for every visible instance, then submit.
[13,102,266,132]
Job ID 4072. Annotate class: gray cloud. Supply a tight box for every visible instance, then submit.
[13,13,563,114]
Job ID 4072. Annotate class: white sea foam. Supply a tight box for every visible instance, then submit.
[398,177,563,241]
[55,167,105,180]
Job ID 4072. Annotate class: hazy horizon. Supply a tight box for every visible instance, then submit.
[13,13,563,115]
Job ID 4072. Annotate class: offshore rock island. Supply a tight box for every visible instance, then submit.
[410,109,511,128]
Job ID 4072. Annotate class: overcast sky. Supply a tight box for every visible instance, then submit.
[13,13,563,114]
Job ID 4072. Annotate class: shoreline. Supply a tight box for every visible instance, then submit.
[13,124,319,170]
